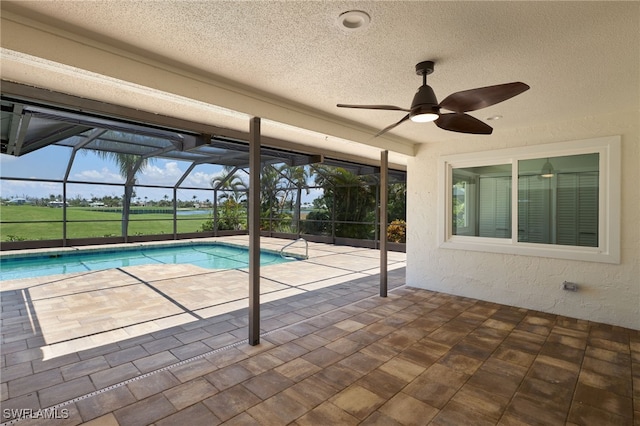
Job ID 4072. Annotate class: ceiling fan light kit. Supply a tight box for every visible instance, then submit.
[337,60,529,137]
[410,108,439,123]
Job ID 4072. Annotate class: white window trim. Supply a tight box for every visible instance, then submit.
[438,136,621,264]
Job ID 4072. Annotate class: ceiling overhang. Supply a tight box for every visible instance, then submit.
[1,1,637,155]
[0,10,417,163]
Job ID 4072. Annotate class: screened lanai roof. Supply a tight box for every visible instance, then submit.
[1,94,406,182]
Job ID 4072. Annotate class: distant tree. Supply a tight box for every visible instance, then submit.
[259,164,309,231]
[387,183,407,223]
[206,170,248,231]
[309,166,376,239]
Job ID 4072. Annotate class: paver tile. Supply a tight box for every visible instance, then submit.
[113,393,176,426]
[104,346,149,367]
[132,350,179,373]
[274,357,321,382]
[242,370,295,400]
[90,362,140,389]
[246,391,308,425]
[330,384,385,420]
[2,242,637,425]
[294,401,359,426]
[60,356,110,381]
[155,402,220,426]
[38,376,95,407]
[76,386,137,422]
[378,393,439,425]
[8,368,63,398]
[126,370,180,400]
[163,377,219,410]
[203,384,261,421]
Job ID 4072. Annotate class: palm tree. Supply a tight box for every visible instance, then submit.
[211,169,248,204]
[106,153,148,238]
[277,165,309,209]
[312,165,376,239]
[264,165,309,231]
[209,170,249,231]
[91,135,152,239]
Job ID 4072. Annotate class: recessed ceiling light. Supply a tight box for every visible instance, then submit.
[486,115,503,121]
[337,10,370,31]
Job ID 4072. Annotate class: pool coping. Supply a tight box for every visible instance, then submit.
[0,240,307,262]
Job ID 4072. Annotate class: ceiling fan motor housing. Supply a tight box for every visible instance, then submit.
[410,84,440,121]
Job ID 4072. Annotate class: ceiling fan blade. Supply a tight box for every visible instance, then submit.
[374,114,411,137]
[337,104,411,112]
[439,82,530,113]
[435,113,493,135]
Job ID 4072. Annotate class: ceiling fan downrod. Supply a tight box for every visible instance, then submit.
[415,61,434,82]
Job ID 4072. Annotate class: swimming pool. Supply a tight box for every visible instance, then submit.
[0,243,296,281]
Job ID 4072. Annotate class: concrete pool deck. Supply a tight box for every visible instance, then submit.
[1,236,406,361]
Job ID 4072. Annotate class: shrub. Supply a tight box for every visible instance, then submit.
[387,220,406,243]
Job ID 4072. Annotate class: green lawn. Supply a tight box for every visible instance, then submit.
[0,205,213,241]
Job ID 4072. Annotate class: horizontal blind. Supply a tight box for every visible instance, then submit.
[577,172,598,246]
[479,176,511,238]
[518,175,549,243]
[557,172,598,246]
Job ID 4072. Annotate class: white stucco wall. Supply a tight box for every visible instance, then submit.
[406,110,639,330]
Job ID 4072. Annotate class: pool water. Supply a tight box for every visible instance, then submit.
[0,243,294,281]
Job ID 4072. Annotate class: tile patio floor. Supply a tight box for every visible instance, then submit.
[1,237,638,425]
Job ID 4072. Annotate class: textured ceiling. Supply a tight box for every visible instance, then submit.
[1,1,638,161]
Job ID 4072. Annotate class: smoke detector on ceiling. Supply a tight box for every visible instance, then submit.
[337,10,370,31]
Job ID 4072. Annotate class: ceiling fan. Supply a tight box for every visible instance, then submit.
[337,61,529,136]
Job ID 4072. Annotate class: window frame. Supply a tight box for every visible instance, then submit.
[437,136,621,264]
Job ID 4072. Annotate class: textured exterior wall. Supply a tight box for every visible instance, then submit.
[406,110,639,329]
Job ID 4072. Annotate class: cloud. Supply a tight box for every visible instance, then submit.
[0,180,62,198]
[140,161,184,179]
[74,167,123,182]
[139,161,183,185]
[185,171,217,187]
[0,154,18,164]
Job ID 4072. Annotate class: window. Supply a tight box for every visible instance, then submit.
[452,164,512,238]
[438,136,620,263]
[518,154,599,246]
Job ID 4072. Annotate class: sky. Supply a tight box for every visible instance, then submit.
[0,147,321,203]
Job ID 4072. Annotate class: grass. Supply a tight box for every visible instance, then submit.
[0,205,212,241]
